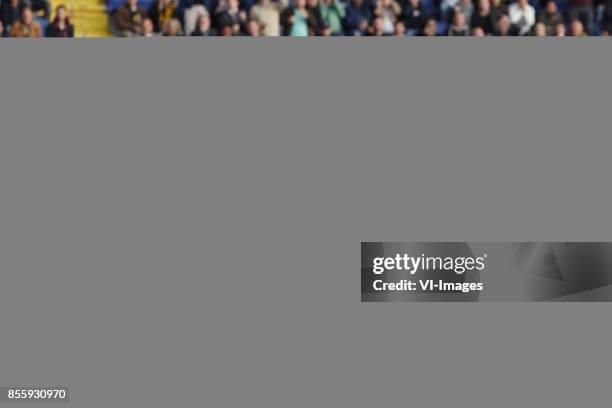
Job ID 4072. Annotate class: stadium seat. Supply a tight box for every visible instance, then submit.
[36,17,49,36]
[436,21,448,35]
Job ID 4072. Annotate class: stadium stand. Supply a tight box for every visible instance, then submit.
[53,0,110,36]
[2,0,612,37]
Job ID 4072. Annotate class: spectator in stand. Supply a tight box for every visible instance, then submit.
[161,17,182,34]
[440,0,461,21]
[2,0,612,37]
[29,0,50,19]
[141,17,156,35]
[246,17,262,34]
[217,0,246,35]
[508,0,535,35]
[603,0,612,35]
[1,0,22,35]
[343,0,372,35]
[402,0,430,35]
[441,0,472,22]
[471,0,494,35]
[319,0,345,35]
[394,19,406,35]
[368,15,387,34]
[113,0,147,36]
[218,19,234,34]
[489,0,508,25]
[421,17,437,35]
[495,13,513,35]
[282,0,311,36]
[448,9,469,35]
[191,13,217,35]
[568,0,592,35]
[10,6,40,36]
[46,4,74,37]
[459,0,474,23]
[149,0,180,33]
[183,0,214,37]
[570,18,586,35]
[374,0,402,35]
[534,21,545,35]
[250,0,288,36]
[472,25,485,35]
[305,0,323,34]
[320,20,333,34]
[537,0,562,36]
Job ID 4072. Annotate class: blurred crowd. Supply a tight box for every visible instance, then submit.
[107,0,612,36]
[1,1,73,36]
[2,0,612,36]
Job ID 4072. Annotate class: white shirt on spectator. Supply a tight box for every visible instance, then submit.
[508,1,536,35]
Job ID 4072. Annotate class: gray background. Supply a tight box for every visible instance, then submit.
[1,39,612,408]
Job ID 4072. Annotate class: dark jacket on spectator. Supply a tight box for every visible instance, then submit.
[570,0,591,6]
[148,0,180,32]
[448,24,469,35]
[45,20,75,37]
[239,0,257,13]
[306,4,324,34]
[113,3,147,33]
[216,8,241,31]
[179,0,219,15]
[537,9,562,36]
[471,11,494,34]
[0,0,21,33]
[191,26,217,35]
[182,0,217,11]
[490,2,507,25]
[343,2,373,35]
[401,1,429,33]
[603,0,612,33]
